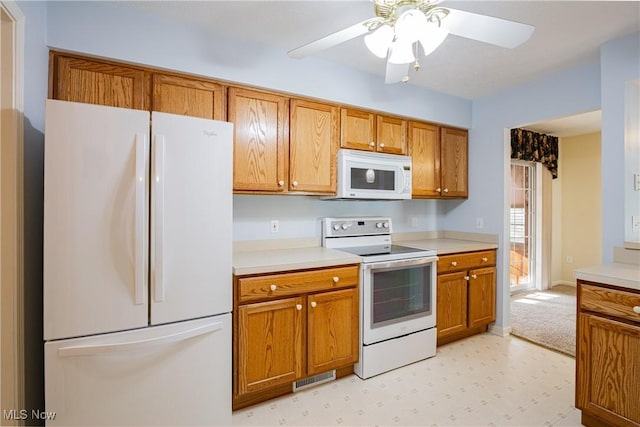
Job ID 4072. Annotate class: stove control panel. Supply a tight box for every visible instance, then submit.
[323,217,392,238]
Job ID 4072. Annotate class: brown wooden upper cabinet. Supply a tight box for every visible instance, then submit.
[409,122,468,198]
[50,53,147,110]
[340,108,407,155]
[228,87,289,193]
[289,99,339,194]
[440,127,468,198]
[151,73,226,120]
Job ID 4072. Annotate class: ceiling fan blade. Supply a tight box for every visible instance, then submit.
[385,61,410,84]
[441,8,535,49]
[288,20,371,59]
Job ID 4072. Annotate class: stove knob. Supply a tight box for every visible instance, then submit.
[376,222,383,228]
[333,224,340,231]
[341,224,349,230]
[383,222,389,228]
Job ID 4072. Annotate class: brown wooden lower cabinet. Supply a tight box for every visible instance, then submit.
[233,265,359,409]
[436,250,496,345]
[576,280,640,427]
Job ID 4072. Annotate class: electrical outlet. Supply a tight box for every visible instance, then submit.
[632,215,640,232]
[270,220,279,233]
[411,217,419,227]
[566,256,573,264]
[475,217,484,229]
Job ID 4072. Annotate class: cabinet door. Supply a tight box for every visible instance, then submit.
[152,73,225,120]
[376,115,407,154]
[408,121,441,197]
[236,297,304,395]
[467,267,496,328]
[440,127,468,198]
[577,313,640,425]
[307,288,359,376]
[340,108,376,151]
[437,271,468,339]
[228,87,289,192]
[289,99,339,193]
[52,54,147,110]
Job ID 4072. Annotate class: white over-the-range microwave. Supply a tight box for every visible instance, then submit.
[326,149,411,200]
[327,149,412,200]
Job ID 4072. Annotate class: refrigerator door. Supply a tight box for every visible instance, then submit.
[150,112,233,325]
[44,100,150,341]
[45,314,231,426]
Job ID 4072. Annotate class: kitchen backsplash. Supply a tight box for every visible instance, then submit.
[232,195,444,241]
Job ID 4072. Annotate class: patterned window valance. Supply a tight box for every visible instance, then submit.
[511,128,559,179]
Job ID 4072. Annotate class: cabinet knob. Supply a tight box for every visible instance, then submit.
[633,306,640,314]
[369,141,375,147]
[270,284,277,291]
[443,188,449,193]
[292,180,298,187]
[482,257,488,262]
[436,188,441,193]
[471,274,477,279]
[451,261,457,267]
[333,276,339,283]
[464,276,470,281]
[310,301,317,308]
[278,180,284,187]
[379,142,385,148]
[296,304,302,311]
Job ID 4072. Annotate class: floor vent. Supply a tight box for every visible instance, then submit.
[293,370,336,392]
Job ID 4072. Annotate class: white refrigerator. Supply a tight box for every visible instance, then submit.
[43,100,233,426]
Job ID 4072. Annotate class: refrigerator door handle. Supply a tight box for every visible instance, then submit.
[57,321,223,357]
[134,133,148,305]
[153,134,165,302]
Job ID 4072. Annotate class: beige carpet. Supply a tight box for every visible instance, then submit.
[510,284,576,357]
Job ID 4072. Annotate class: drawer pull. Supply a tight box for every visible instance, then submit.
[482,257,488,262]
[332,276,339,283]
[270,284,277,291]
[464,276,470,281]
[633,306,640,314]
[471,274,477,279]
[369,141,375,147]
[310,301,317,308]
[451,261,458,267]
[296,304,302,311]
[379,142,385,148]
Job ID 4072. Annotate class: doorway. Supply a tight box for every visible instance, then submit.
[509,161,536,292]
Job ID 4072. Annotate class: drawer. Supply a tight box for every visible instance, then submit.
[580,283,640,324]
[237,265,359,303]
[437,250,495,274]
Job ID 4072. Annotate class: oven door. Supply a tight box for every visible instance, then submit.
[362,256,437,345]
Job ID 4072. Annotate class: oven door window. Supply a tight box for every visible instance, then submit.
[371,263,433,327]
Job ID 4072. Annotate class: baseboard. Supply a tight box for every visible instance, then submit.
[552,280,575,287]
[489,324,511,337]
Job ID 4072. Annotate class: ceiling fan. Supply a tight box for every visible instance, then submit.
[287,0,535,84]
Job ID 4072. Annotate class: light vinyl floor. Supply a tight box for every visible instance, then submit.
[232,333,581,427]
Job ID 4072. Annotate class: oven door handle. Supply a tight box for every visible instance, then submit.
[364,256,438,271]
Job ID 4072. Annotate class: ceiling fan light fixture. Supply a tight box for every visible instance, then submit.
[364,24,394,58]
[418,24,449,56]
[388,39,415,64]
[394,8,428,43]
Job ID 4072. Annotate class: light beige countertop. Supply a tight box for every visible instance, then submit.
[574,262,640,291]
[233,231,499,276]
[398,238,498,255]
[233,246,361,276]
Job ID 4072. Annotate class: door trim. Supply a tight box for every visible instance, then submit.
[0,1,25,424]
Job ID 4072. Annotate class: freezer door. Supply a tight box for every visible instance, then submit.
[45,314,231,426]
[150,112,233,324]
[44,100,150,340]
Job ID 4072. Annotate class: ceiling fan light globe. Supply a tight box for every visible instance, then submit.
[388,40,415,64]
[418,25,449,56]
[395,9,428,43]
[364,24,394,58]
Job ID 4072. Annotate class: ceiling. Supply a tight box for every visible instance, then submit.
[122,1,639,135]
